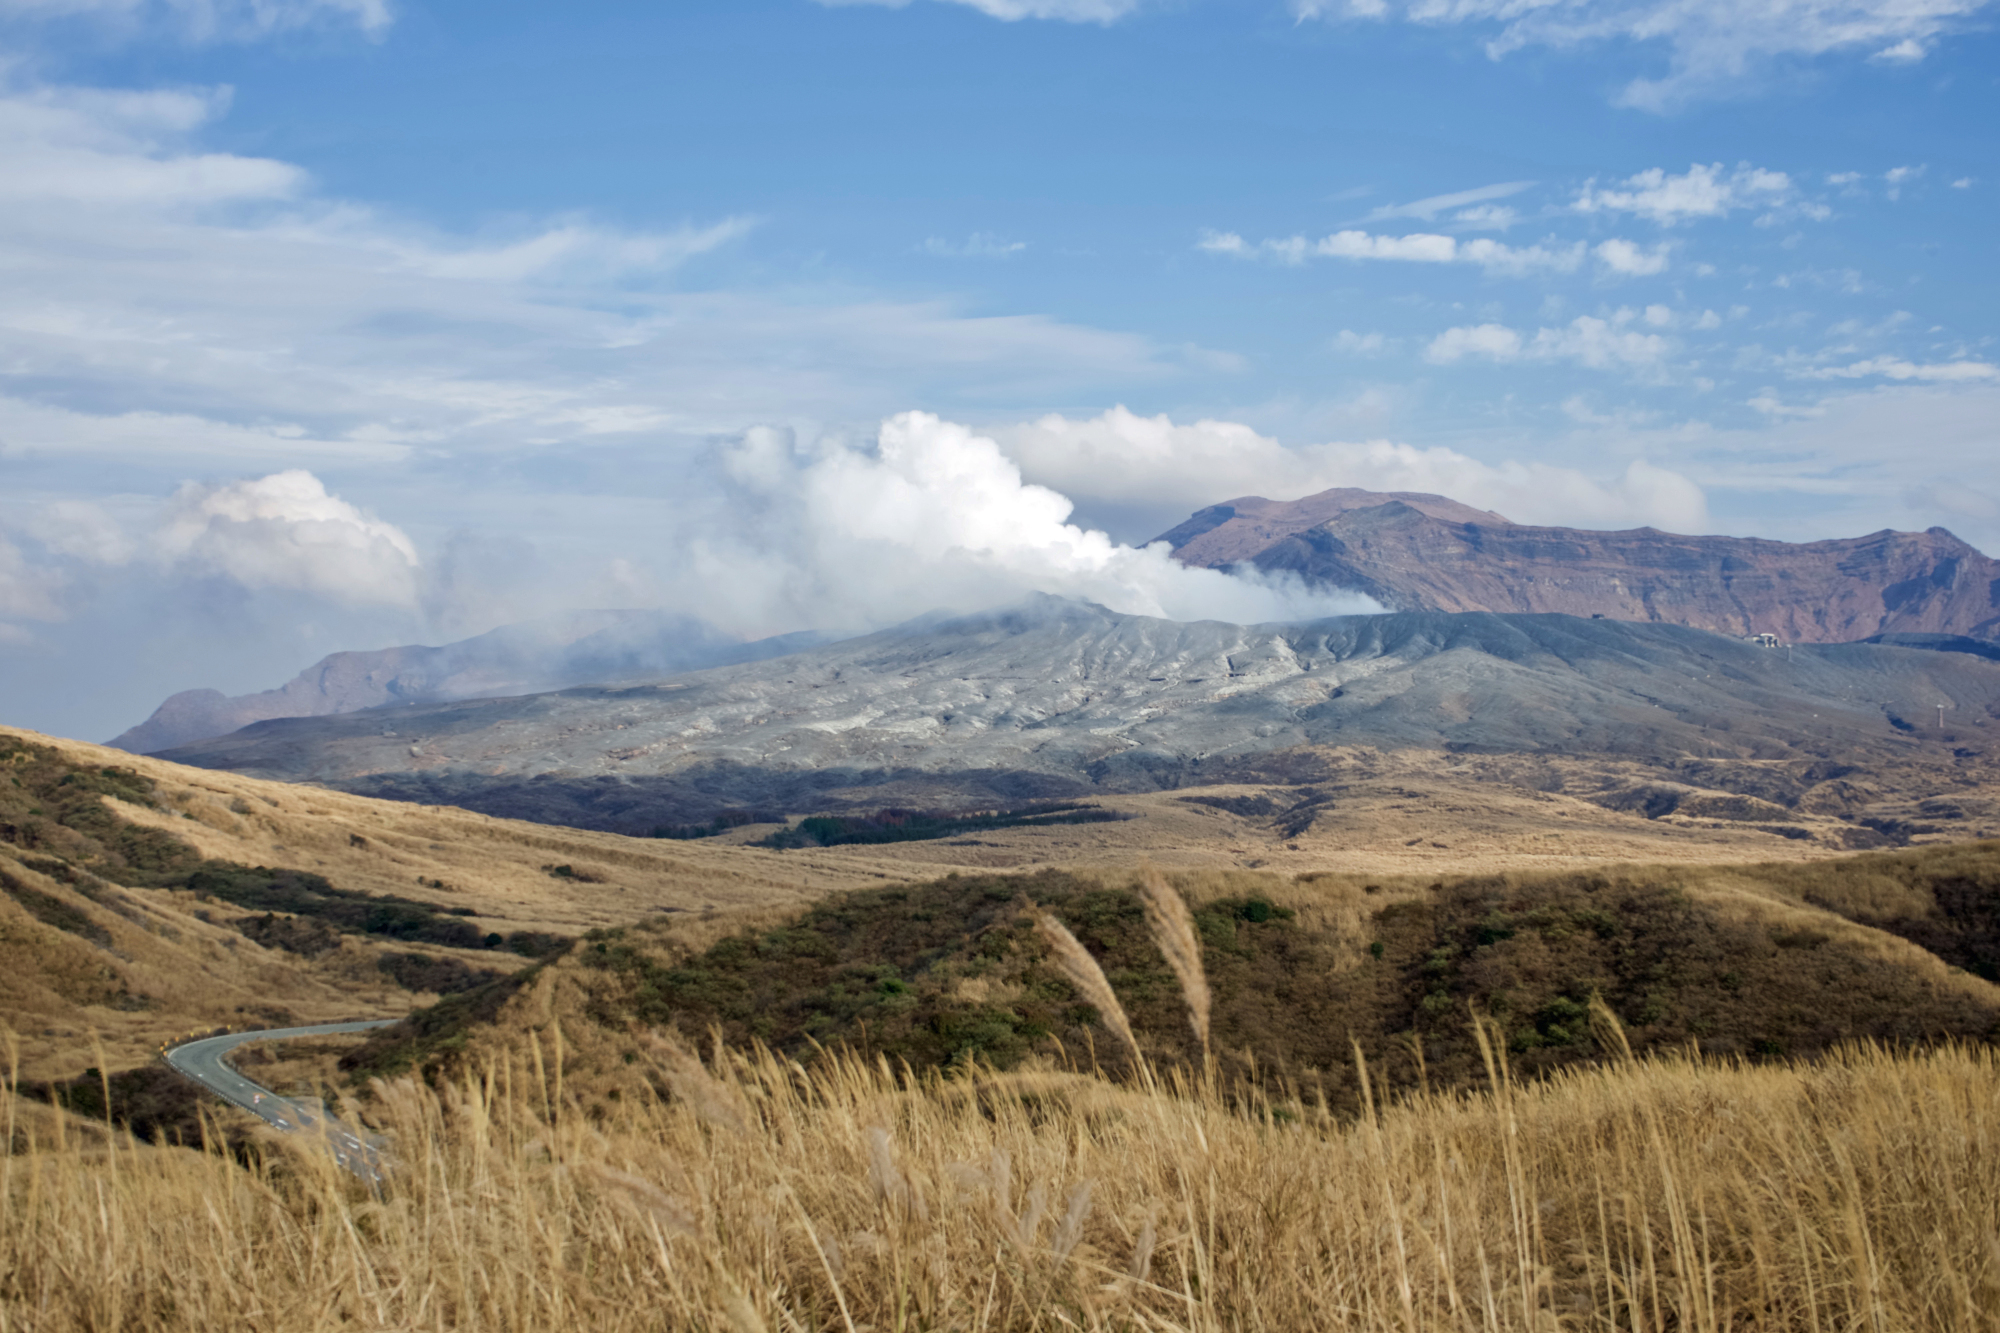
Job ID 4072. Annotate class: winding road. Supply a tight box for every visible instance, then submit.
[164,1020,396,1183]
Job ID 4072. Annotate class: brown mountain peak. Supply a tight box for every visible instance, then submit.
[1158,489,2000,644]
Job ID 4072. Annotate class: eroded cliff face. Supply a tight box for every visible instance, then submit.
[1163,492,2000,643]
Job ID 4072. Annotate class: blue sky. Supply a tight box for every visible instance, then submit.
[1,0,1996,739]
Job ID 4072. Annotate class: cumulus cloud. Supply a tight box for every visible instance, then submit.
[674,412,1379,633]
[1593,238,1672,275]
[1425,314,1670,369]
[1291,0,1992,108]
[996,406,1709,532]
[1574,163,1794,224]
[156,470,422,607]
[815,0,1142,20]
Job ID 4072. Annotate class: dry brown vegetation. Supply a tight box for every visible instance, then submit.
[5,1023,1999,1331]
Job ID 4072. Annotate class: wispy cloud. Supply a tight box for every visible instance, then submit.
[1804,356,1998,382]
[1290,0,1994,108]
[922,231,1028,258]
[1359,180,1536,224]
[0,0,393,39]
[1200,227,1593,275]
[815,0,1142,21]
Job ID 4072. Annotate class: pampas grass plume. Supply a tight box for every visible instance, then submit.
[1137,865,1211,1059]
[1033,908,1141,1066]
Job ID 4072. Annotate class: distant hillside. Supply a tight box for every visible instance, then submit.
[1160,489,2000,644]
[109,610,836,755]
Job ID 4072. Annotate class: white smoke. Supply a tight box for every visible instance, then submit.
[673,411,1380,635]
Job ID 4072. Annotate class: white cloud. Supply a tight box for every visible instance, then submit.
[815,0,1142,20]
[1333,329,1388,354]
[922,232,1029,258]
[1593,238,1672,275]
[1291,0,1992,108]
[0,70,1177,484]
[0,533,68,627]
[22,501,136,565]
[1426,314,1670,369]
[0,86,304,207]
[156,470,422,607]
[1359,180,1536,223]
[1871,36,1927,60]
[0,0,391,38]
[678,413,1378,633]
[416,218,755,283]
[1883,164,1925,199]
[1804,357,1999,382]
[1748,393,1825,418]
[1951,177,1974,189]
[1201,227,1589,275]
[1574,163,1793,224]
[996,406,1709,532]
[1452,204,1518,229]
[1425,323,1523,362]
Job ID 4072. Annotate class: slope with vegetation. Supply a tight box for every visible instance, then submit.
[345,842,2000,1115]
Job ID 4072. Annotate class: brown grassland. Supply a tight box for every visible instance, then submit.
[8,721,2000,1329]
[5,1016,1999,1330]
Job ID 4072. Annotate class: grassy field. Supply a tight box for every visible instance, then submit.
[5,1020,1996,1330]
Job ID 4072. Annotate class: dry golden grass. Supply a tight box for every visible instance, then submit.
[1,725,950,935]
[0,847,419,1082]
[6,1021,1998,1331]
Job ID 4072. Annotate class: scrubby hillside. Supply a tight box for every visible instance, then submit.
[346,843,2000,1112]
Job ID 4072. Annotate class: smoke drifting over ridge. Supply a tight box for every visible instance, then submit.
[666,411,1382,636]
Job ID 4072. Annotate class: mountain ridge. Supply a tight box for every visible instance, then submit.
[1160,488,2000,643]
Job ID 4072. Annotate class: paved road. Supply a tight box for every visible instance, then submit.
[164,1020,396,1183]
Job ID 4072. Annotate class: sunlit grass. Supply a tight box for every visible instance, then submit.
[6,1020,1997,1331]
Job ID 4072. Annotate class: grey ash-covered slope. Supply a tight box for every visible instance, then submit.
[157,597,2000,833]
[111,610,833,755]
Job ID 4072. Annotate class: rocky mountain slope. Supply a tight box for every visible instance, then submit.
[1160,489,2000,643]
[110,610,834,754]
[155,596,2000,832]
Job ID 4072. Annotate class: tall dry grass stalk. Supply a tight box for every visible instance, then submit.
[1031,908,1141,1068]
[1136,866,1210,1061]
[5,1034,2000,1330]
